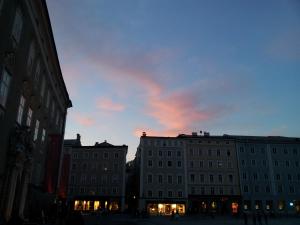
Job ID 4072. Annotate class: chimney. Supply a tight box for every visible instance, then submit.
[76,133,81,141]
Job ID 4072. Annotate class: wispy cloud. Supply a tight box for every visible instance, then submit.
[96,97,125,112]
[72,113,95,127]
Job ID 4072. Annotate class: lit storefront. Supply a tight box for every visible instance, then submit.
[73,199,120,212]
[147,203,185,215]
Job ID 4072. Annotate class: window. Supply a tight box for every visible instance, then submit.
[241,160,245,166]
[148,160,153,167]
[167,161,172,167]
[266,186,270,193]
[208,149,212,156]
[167,151,171,157]
[199,161,203,168]
[94,153,98,159]
[240,147,244,153]
[0,0,4,13]
[177,161,182,167]
[177,151,181,157]
[242,173,247,180]
[228,161,232,168]
[288,174,292,181]
[200,174,204,183]
[17,96,25,124]
[168,175,172,184]
[159,151,162,156]
[147,174,152,183]
[286,161,290,167]
[293,148,298,155]
[227,150,231,156]
[26,108,33,127]
[211,187,215,194]
[12,8,23,44]
[114,153,119,158]
[158,175,163,184]
[27,41,36,73]
[0,69,11,107]
[189,149,193,156]
[104,152,108,158]
[168,191,172,197]
[218,174,222,183]
[296,161,299,167]
[177,175,182,184]
[264,174,268,180]
[148,150,152,156]
[276,174,280,180]
[158,191,163,198]
[251,159,256,166]
[201,187,205,195]
[190,174,195,183]
[41,129,46,142]
[244,186,248,193]
[278,185,283,193]
[209,175,214,183]
[219,188,223,194]
[272,148,276,153]
[158,161,163,167]
[190,161,194,168]
[229,174,233,183]
[255,186,259,193]
[284,149,287,154]
[289,186,295,193]
[113,163,118,171]
[217,149,220,156]
[217,161,223,168]
[253,173,258,180]
[72,163,76,170]
[209,161,213,168]
[262,160,266,166]
[148,190,152,197]
[274,160,278,166]
[251,148,254,154]
[178,191,183,197]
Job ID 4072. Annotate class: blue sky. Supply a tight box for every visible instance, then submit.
[46,0,300,160]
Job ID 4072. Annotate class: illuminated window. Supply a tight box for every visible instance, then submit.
[0,68,11,107]
[41,129,46,142]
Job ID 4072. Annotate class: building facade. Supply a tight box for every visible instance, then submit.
[137,134,188,215]
[235,136,300,214]
[136,132,300,215]
[64,136,127,212]
[0,0,71,220]
[181,133,241,214]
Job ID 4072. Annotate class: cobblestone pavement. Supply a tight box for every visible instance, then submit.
[83,214,300,225]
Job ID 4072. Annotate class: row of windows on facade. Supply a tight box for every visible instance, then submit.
[146,190,184,198]
[243,185,297,194]
[189,174,234,183]
[71,162,120,171]
[147,159,233,169]
[190,186,235,195]
[73,152,121,160]
[241,159,299,167]
[143,139,183,147]
[241,173,300,181]
[69,187,120,195]
[147,150,183,157]
[146,174,234,184]
[70,174,120,185]
[189,149,232,157]
[0,7,64,128]
[239,146,299,155]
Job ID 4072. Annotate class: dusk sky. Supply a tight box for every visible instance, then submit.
[46,0,300,160]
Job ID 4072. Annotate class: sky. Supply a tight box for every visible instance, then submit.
[46,0,300,161]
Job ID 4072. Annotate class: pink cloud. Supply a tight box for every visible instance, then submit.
[96,97,125,112]
[72,113,95,127]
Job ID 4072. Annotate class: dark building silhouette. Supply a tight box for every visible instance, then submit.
[0,0,71,221]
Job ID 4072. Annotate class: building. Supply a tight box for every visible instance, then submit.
[64,135,127,212]
[0,0,71,220]
[180,133,241,214]
[137,134,188,215]
[136,132,241,215]
[234,135,300,214]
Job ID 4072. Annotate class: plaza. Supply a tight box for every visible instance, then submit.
[83,214,300,225]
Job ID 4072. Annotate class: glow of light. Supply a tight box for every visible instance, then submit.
[172,204,176,209]
[158,204,163,209]
[290,202,294,207]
